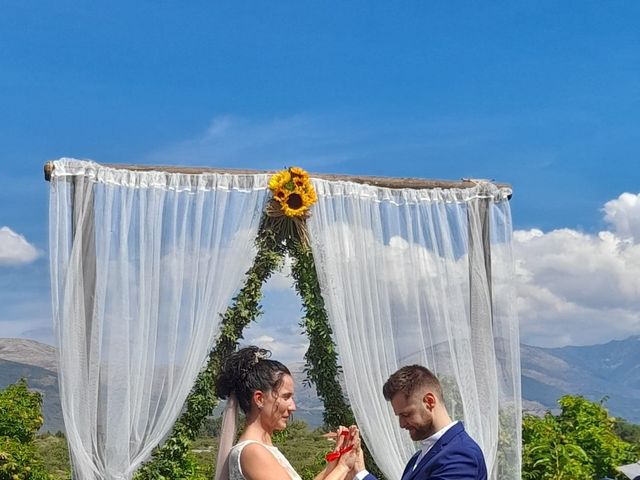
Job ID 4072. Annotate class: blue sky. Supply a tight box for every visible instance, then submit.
[1,2,640,361]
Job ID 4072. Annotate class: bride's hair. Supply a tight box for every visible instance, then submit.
[216,346,291,414]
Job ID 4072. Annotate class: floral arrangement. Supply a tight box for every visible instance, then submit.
[268,167,317,217]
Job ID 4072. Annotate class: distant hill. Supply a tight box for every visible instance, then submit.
[0,339,325,432]
[287,362,325,427]
[2,336,639,433]
[521,335,640,423]
[0,338,62,433]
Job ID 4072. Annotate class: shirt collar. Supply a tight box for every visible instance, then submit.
[419,420,457,454]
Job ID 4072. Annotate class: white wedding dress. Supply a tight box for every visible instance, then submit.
[228,440,302,480]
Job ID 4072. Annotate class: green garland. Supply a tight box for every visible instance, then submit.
[287,240,354,429]
[289,239,384,478]
[135,214,382,478]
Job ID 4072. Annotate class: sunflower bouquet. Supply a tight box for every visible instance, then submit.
[266,167,317,245]
[268,166,317,217]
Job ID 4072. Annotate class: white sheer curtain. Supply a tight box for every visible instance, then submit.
[49,159,269,480]
[308,179,520,480]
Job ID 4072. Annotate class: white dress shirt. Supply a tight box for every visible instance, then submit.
[412,421,458,470]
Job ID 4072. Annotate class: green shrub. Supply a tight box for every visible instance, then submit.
[34,435,70,480]
[523,395,637,480]
[0,380,44,442]
[0,380,51,480]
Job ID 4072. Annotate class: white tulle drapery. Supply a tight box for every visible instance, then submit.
[308,179,521,480]
[49,159,269,480]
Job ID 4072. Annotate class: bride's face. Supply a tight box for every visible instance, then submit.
[261,374,296,432]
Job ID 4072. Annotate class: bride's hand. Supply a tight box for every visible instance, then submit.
[324,425,350,452]
[337,448,356,471]
[348,425,365,473]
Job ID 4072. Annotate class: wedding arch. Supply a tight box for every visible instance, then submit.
[45,158,521,480]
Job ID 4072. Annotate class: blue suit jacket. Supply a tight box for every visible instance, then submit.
[362,422,487,480]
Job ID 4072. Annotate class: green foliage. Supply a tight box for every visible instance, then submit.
[288,239,383,478]
[523,395,637,480]
[197,416,223,438]
[496,406,520,480]
[33,435,70,480]
[614,417,640,449]
[0,438,51,480]
[0,380,45,443]
[134,425,207,480]
[0,380,51,480]
[188,437,217,479]
[288,241,354,429]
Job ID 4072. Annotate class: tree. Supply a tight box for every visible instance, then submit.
[614,418,640,450]
[523,395,637,480]
[0,379,51,480]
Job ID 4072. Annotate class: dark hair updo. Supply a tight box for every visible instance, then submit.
[215,346,291,414]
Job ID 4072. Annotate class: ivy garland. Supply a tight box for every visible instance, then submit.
[136,169,381,479]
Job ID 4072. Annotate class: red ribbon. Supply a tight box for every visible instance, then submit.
[325,431,353,462]
[325,445,353,462]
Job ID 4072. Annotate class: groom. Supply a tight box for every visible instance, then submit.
[354,365,487,480]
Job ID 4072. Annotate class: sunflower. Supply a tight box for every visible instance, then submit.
[268,170,292,191]
[289,166,310,179]
[281,192,307,217]
[268,167,317,217]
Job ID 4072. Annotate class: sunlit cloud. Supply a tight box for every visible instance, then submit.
[0,226,40,266]
[603,192,640,242]
[514,194,640,347]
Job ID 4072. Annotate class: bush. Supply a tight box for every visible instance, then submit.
[0,380,51,480]
[34,435,70,480]
[523,395,637,480]
[614,417,640,448]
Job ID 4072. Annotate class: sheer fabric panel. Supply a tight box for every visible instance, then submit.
[49,159,269,479]
[308,179,520,480]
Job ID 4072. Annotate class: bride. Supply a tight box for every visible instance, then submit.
[214,346,358,480]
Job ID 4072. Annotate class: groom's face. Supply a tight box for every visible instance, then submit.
[390,390,436,441]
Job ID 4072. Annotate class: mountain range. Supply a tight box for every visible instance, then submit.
[521,335,640,422]
[1,336,639,432]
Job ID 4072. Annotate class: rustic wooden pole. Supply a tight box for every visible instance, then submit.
[44,160,512,193]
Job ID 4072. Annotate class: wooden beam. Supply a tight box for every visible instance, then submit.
[43,161,512,193]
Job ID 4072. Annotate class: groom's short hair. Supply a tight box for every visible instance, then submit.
[383,365,444,402]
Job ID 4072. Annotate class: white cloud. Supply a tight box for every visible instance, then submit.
[255,191,640,353]
[0,226,40,266]
[603,192,640,242]
[263,256,295,291]
[514,199,640,347]
[240,272,308,364]
[144,114,352,171]
[243,320,309,365]
[253,335,275,343]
